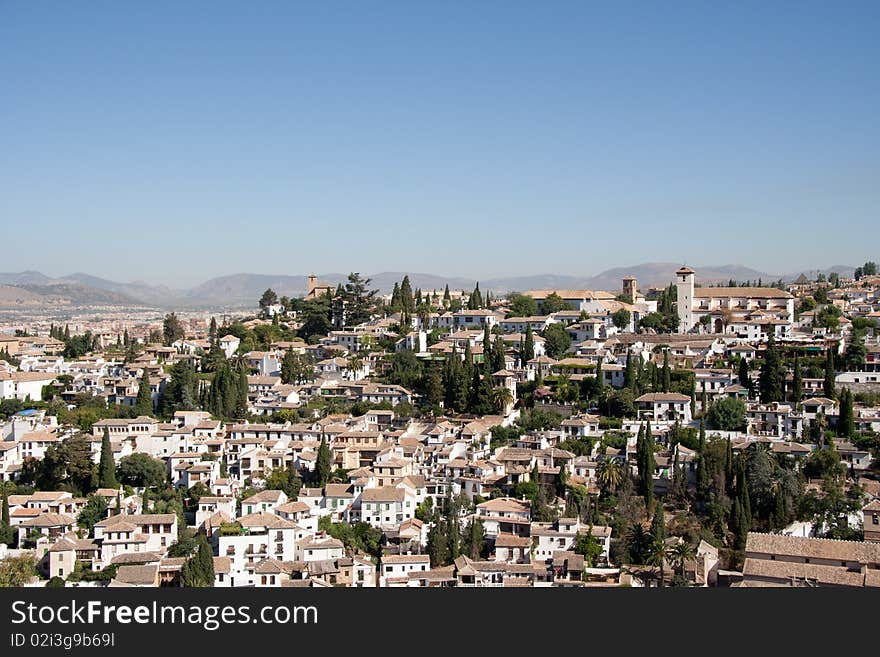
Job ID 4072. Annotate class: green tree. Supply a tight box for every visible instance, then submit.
[506,293,538,318]
[522,324,535,363]
[791,352,803,403]
[650,500,665,542]
[758,335,785,403]
[597,458,622,496]
[467,283,483,310]
[58,434,97,495]
[426,507,450,567]
[77,494,108,534]
[574,529,604,567]
[823,348,836,399]
[162,312,185,347]
[461,517,485,560]
[706,397,747,431]
[341,273,379,327]
[541,292,571,314]
[281,351,314,385]
[738,357,751,393]
[612,308,631,332]
[181,533,215,587]
[135,371,153,415]
[838,387,855,438]
[98,428,117,489]
[543,323,571,359]
[259,288,278,312]
[647,537,671,587]
[661,349,671,393]
[845,332,867,371]
[117,453,168,489]
[316,437,332,487]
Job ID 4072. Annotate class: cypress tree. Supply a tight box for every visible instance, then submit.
[823,348,836,399]
[759,334,785,403]
[643,419,655,509]
[2,494,9,525]
[492,335,506,373]
[738,357,750,393]
[650,500,665,542]
[624,351,634,389]
[182,533,215,587]
[661,350,671,393]
[482,324,492,370]
[316,437,332,486]
[523,325,535,362]
[792,351,803,403]
[135,370,153,415]
[98,428,117,489]
[839,387,854,438]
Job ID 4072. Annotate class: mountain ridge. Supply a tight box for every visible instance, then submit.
[0,262,859,310]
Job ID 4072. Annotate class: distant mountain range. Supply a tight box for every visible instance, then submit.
[0,263,858,310]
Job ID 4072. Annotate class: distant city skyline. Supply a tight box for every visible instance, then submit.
[3,2,879,287]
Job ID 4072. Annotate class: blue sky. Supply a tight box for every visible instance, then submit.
[2,1,878,287]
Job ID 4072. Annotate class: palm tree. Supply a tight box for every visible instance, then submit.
[597,457,623,495]
[492,386,514,414]
[625,522,649,565]
[346,355,364,381]
[670,540,696,585]
[647,537,671,587]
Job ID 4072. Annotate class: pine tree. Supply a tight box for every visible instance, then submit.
[316,437,332,486]
[98,428,117,489]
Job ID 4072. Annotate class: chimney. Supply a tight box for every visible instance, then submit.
[308,274,317,294]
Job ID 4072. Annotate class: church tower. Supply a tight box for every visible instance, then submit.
[622,276,637,304]
[676,266,695,333]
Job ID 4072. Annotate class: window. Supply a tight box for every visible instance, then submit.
[873,514,879,526]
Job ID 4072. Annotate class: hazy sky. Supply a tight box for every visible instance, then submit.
[2,1,878,287]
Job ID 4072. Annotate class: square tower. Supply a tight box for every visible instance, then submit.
[622,276,637,304]
[676,266,695,333]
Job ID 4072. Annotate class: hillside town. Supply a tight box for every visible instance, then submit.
[1,265,880,588]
